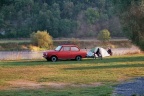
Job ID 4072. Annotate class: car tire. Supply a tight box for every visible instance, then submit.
[46,58,50,61]
[51,56,57,62]
[75,56,81,61]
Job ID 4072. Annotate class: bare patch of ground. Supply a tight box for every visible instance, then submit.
[5,80,102,90]
[7,80,42,90]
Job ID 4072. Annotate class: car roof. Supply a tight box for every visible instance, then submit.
[61,45,78,47]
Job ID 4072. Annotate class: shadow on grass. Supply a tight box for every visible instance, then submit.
[0,59,89,66]
[64,55,144,70]
[104,55,144,63]
[64,64,144,70]
[0,55,144,67]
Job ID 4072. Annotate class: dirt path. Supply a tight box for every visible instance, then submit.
[5,80,101,90]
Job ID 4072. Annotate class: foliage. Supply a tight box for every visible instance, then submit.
[85,8,100,24]
[0,0,125,38]
[112,0,144,50]
[97,29,111,42]
[30,30,53,49]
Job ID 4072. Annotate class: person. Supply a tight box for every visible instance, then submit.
[107,47,112,56]
[96,48,100,57]
[94,48,102,60]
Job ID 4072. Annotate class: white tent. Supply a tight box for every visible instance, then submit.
[87,47,110,57]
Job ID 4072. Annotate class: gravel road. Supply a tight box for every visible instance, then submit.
[113,77,144,96]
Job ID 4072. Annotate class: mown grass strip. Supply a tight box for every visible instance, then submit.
[0,85,113,96]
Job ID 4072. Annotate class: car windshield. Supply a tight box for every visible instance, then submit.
[55,46,62,51]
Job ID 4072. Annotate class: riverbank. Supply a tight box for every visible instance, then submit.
[0,39,133,51]
[0,38,141,60]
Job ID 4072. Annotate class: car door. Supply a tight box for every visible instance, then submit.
[58,46,70,59]
[70,46,79,59]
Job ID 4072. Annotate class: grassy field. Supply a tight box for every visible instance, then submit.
[0,54,144,96]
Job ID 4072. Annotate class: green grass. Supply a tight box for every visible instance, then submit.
[0,85,113,96]
[0,54,144,96]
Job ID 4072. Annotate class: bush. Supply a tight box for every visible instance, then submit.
[97,29,111,42]
[30,30,53,49]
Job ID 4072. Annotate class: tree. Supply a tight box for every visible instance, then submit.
[59,19,75,37]
[111,0,144,50]
[0,0,121,38]
[50,3,61,37]
[85,8,100,24]
[61,1,74,19]
[30,30,53,49]
[97,29,111,42]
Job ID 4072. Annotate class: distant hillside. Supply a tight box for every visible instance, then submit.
[0,0,124,38]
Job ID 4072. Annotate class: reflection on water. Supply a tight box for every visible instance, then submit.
[0,47,140,60]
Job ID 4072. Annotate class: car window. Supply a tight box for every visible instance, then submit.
[55,46,62,51]
[63,47,70,51]
[71,47,79,51]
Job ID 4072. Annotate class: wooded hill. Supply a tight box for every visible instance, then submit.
[0,0,124,38]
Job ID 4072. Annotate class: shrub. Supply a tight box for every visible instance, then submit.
[30,30,53,49]
[97,29,111,42]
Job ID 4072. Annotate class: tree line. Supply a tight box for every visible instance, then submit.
[0,0,124,38]
[112,0,144,50]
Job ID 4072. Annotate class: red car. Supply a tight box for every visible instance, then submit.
[43,45,87,62]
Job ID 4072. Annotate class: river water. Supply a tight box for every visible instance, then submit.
[0,46,140,60]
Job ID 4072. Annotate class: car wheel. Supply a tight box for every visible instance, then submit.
[75,56,81,61]
[46,58,50,61]
[51,56,57,62]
